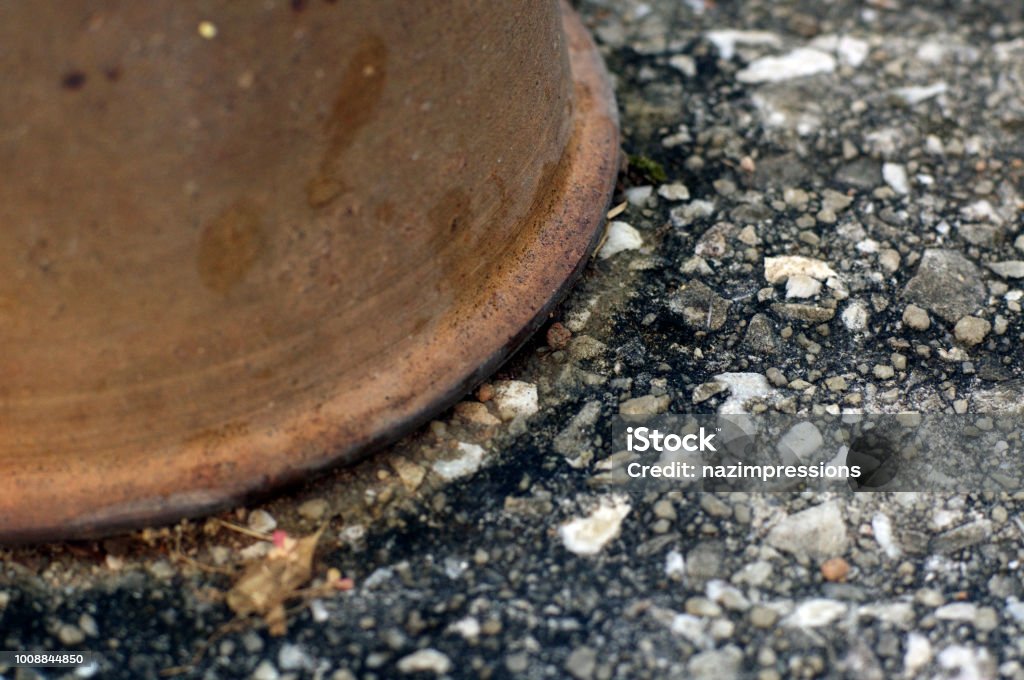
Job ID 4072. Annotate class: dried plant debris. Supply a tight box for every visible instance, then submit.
[226,527,335,635]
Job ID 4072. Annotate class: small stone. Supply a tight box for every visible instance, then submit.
[953,316,991,347]
[57,624,85,646]
[397,649,452,675]
[559,496,631,556]
[658,182,690,201]
[784,599,847,627]
[665,550,685,578]
[786,274,822,299]
[742,313,779,354]
[546,322,572,349]
[447,616,481,641]
[681,255,713,275]
[820,557,850,582]
[433,442,485,480]
[298,498,328,521]
[903,249,985,323]
[692,381,727,404]
[624,185,652,205]
[841,300,869,331]
[252,660,279,680]
[904,633,932,675]
[749,606,779,628]
[653,499,677,521]
[688,646,743,680]
[706,29,782,60]
[454,401,501,426]
[392,457,427,490]
[891,82,947,105]
[935,602,977,622]
[975,607,999,631]
[777,422,824,463]
[902,305,930,330]
[873,365,895,379]
[78,613,99,638]
[567,335,607,361]
[932,520,992,554]
[148,561,176,577]
[882,162,910,194]
[836,158,882,189]
[734,561,773,587]
[763,256,838,284]
[598,221,643,259]
[737,225,759,245]
[669,281,731,330]
[619,394,670,415]
[553,401,602,465]
[505,653,529,674]
[824,376,847,392]
[772,303,835,323]
[765,368,788,387]
[491,380,539,420]
[766,501,848,560]
[686,597,722,617]
[700,495,732,518]
[247,509,277,534]
[821,189,853,212]
[878,249,901,272]
[737,48,836,83]
[565,646,597,680]
[668,54,697,77]
[278,643,313,671]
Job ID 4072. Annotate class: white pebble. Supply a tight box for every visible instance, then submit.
[658,182,690,201]
[891,82,947,105]
[433,442,485,481]
[783,599,847,628]
[882,162,910,194]
[872,513,901,558]
[763,255,838,284]
[785,274,822,299]
[397,649,452,675]
[491,380,539,420]
[624,186,653,206]
[904,633,932,675]
[705,30,781,61]
[737,48,836,84]
[777,422,824,463]
[841,300,870,332]
[665,550,686,578]
[560,496,631,556]
[599,221,643,259]
[247,509,277,534]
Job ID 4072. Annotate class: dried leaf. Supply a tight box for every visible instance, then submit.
[225,527,323,634]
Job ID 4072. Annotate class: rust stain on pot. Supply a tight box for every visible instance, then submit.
[428,188,471,237]
[197,200,265,293]
[307,35,388,208]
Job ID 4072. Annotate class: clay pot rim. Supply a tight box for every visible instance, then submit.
[2,2,619,542]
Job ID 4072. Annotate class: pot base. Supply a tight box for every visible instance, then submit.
[0,2,618,541]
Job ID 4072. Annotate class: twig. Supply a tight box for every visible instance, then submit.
[215,519,272,541]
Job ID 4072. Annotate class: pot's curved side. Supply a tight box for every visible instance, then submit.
[0,1,619,541]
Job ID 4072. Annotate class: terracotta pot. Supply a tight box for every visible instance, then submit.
[0,0,618,540]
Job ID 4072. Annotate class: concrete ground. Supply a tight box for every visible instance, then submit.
[3,0,1024,678]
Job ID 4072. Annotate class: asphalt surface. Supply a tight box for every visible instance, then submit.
[3,0,1024,678]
